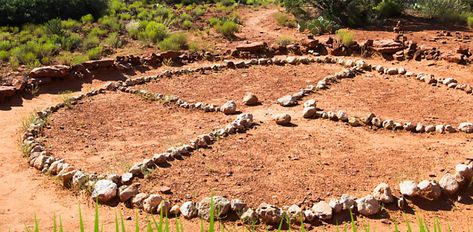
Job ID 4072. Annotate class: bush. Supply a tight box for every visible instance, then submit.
[99,16,121,31]
[274,12,297,28]
[87,46,103,60]
[0,0,108,26]
[142,22,168,43]
[0,50,9,61]
[276,35,294,46]
[159,33,188,51]
[336,29,354,46]
[374,0,403,18]
[467,16,473,28]
[105,32,123,49]
[61,33,82,51]
[417,0,469,22]
[192,6,207,17]
[215,20,239,38]
[55,52,88,65]
[83,34,101,50]
[305,16,340,35]
[182,20,193,29]
[44,19,64,36]
[81,14,94,24]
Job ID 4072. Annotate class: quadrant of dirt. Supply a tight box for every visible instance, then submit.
[314,74,473,125]
[42,92,232,174]
[138,119,473,208]
[136,63,342,106]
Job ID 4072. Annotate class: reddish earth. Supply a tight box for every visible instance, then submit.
[136,63,342,106]
[43,92,232,174]
[314,73,473,125]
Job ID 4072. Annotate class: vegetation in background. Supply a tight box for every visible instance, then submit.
[416,0,471,22]
[274,12,297,28]
[336,29,354,46]
[374,0,403,18]
[276,35,294,46]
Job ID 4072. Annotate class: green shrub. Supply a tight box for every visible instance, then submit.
[105,32,123,49]
[83,34,101,50]
[126,21,141,39]
[88,27,108,38]
[305,16,340,35]
[119,13,132,21]
[182,20,193,29]
[56,52,89,65]
[215,20,239,38]
[61,19,81,30]
[0,0,108,26]
[274,12,297,28]
[417,0,469,22]
[61,33,82,51]
[44,19,64,35]
[159,33,188,51]
[99,16,121,31]
[0,40,12,50]
[192,6,207,17]
[81,14,95,24]
[0,50,8,61]
[336,29,354,46]
[209,17,222,26]
[467,16,473,28]
[374,0,403,18]
[276,35,294,46]
[143,22,168,43]
[87,46,103,60]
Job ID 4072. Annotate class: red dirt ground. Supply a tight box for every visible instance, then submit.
[42,92,232,174]
[136,63,342,107]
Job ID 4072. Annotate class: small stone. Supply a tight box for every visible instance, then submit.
[398,67,407,74]
[329,199,343,213]
[312,201,332,220]
[303,107,317,119]
[439,173,460,195]
[277,95,298,107]
[386,67,398,75]
[348,117,362,127]
[240,208,258,224]
[340,194,356,211]
[455,163,473,180]
[399,180,418,197]
[121,172,133,185]
[425,125,435,133]
[198,196,231,220]
[273,114,291,126]
[143,194,163,213]
[131,193,149,208]
[91,179,117,203]
[303,209,316,222]
[337,111,348,122]
[417,180,442,200]
[231,199,247,213]
[256,203,283,225]
[459,122,473,133]
[156,200,171,215]
[303,99,316,108]
[160,186,172,194]
[382,120,394,130]
[372,183,393,204]
[242,93,259,106]
[356,195,380,216]
[286,204,304,223]
[415,123,425,133]
[445,125,456,133]
[119,183,140,202]
[435,125,445,133]
[180,201,198,219]
[221,101,237,115]
[170,204,181,215]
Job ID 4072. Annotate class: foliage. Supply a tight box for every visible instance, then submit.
[336,29,354,46]
[305,16,340,35]
[142,22,169,43]
[87,46,103,60]
[276,35,294,46]
[159,33,188,51]
[467,16,473,28]
[417,0,470,22]
[374,0,403,18]
[214,20,239,38]
[105,32,123,49]
[0,0,108,26]
[274,12,297,28]
[81,14,94,24]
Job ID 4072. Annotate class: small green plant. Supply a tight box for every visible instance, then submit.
[417,0,469,22]
[276,35,294,46]
[274,12,296,28]
[81,14,94,24]
[59,90,74,109]
[336,29,354,46]
[305,16,340,35]
[214,20,239,38]
[159,33,188,51]
[374,0,403,18]
[105,32,123,49]
[87,46,103,60]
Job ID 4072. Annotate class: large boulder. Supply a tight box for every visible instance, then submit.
[29,65,71,78]
[0,86,17,102]
[372,40,405,54]
[197,196,231,220]
[91,179,117,203]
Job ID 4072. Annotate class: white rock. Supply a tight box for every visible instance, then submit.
[312,201,332,220]
[456,163,473,180]
[340,194,357,211]
[439,173,460,195]
[399,180,418,197]
[170,204,181,215]
[304,99,316,108]
[221,101,237,115]
[242,93,259,106]
[435,125,445,133]
[459,122,473,133]
[156,200,171,215]
[386,67,398,75]
[180,201,198,219]
[91,179,117,203]
[329,199,343,213]
[372,183,393,203]
[356,195,380,216]
[277,95,298,106]
[303,209,316,222]
[417,180,442,200]
[240,208,258,224]
[286,204,304,223]
[337,111,348,122]
[231,199,247,213]
[198,196,231,220]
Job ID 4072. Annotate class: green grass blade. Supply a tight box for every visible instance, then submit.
[120,210,126,232]
[200,219,205,232]
[209,196,215,232]
[147,218,153,232]
[165,213,170,232]
[53,213,57,232]
[95,198,100,232]
[300,215,305,232]
[135,211,140,232]
[179,218,184,232]
[394,222,399,232]
[349,208,357,232]
[159,208,164,232]
[115,212,119,232]
[79,204,85,232]
[151,215,159,232]
[59,216,64,232]
[34,215,39,232]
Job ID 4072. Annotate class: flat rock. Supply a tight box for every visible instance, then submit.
[399,180,418,197]
[277,95,298,107]
[312,201,332,220]
[356,195,380,216]
[439,173,459,195]
[29,65,71,78]
[256,203,283,225]
[91,179,117,203]
[197,196,231,220]
[119,183,140,202]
